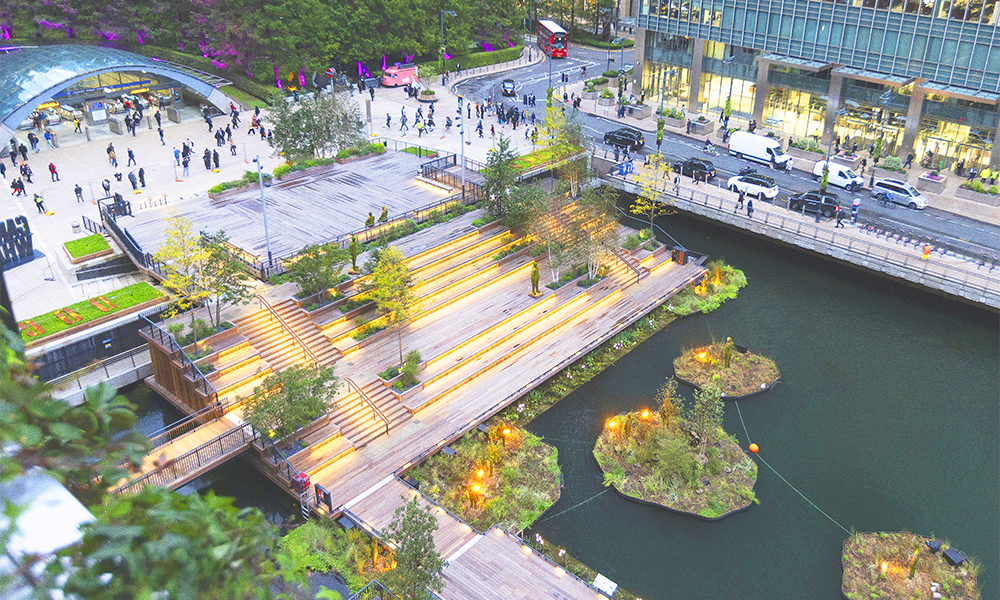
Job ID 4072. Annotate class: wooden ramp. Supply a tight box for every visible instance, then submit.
[342,479,605,600]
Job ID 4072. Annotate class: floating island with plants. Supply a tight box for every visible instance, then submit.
[668,260,747,316]
[673,338,780,398]
[842,532,981,600]
[593,379,758,520]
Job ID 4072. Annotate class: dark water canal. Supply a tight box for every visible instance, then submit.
[526,212,999,600]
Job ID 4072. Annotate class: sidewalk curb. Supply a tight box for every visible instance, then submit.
[446,51,547,97]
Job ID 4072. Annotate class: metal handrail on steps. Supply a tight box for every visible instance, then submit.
[255,294,320,367]
[344,377,389,437]
[604,243,642,284]
[141,316,220,405]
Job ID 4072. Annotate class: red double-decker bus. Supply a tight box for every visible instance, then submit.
[537,19,568,58]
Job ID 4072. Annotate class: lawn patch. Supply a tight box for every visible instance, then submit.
[509,144,584,173]
[21,282,165,344]
[63,234,112,263]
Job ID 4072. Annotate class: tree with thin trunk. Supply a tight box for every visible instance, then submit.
[285,243,350,304]
[243,365,339,445]
[382,496,445,600]
[483,134,518,219]
[268,89,363,161]
[530,191,575,283]
[203,230,253,329]
[574,184,620,280]
[155,216,211,344]
[688,384,723,460]
[357,246,421,366]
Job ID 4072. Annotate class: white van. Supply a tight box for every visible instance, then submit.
[812,160,865,191]
[727,131,791,167]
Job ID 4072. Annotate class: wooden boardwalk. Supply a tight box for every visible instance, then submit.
[125,151,449,259]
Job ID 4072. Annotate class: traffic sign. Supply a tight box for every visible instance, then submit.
[325,67,336,78]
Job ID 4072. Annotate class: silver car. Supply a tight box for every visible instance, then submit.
[871,178,928,209]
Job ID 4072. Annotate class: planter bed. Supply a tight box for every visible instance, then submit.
[335,151,380,165]
[664,116,686,129]
[955,185,1000,207]
[691,120,715,135]
[23,285,167,346]
[916,173,947,194]
[63,234,113,264]
[830,154,862,170]
[277,163,338,182]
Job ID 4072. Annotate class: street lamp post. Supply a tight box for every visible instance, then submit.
[722,55,735,123]
[440,10,457,81]
[457,95,466,196]
[253,155,273,267]
[877,90,891,164]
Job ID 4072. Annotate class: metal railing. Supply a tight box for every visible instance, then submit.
[141,316,220,404]
[348,580,402,600]
[100,203,167,279]
[344,377,389,436]
[81,214,105,235]
[46,344,150,389]
[145,401,224,452]
[604,243,641,284]
[111,422,256,495]
[256,294,319,367]
[606,171,1000,308]
[265,438,302,484]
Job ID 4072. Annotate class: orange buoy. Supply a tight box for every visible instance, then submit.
[749,443,759,453]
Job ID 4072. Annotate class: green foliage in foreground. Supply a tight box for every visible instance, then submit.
[335,142,388,160]
[64,234,111,259]
[280,519,378,592]
[669,261,747,316]
[21,282,164,343]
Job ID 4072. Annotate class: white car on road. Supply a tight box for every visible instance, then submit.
[727,172,780,200]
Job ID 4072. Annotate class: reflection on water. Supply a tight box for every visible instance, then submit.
[117,383,299,526]
[526,211,999,600]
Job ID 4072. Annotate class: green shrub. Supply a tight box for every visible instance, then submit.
[378,365,400,380]
[339,295,370,313]
[397,350,422,390]
[791,138,823,153]
[585,77,609,87]
[881,155,905,171]
[656,106,684,119]
[600,89,614,99]
[622,234,642,251]
[990,185,999,195]
[335,142,387,160]
[420,89,435,96]
[209,170,271,194]
[472,214,499,228]
[195,363,216,375]
[602,70,619,78]
[583,83,596,93]
[64,234,111,259]
[546,264,587,290]
[419,44,524,76]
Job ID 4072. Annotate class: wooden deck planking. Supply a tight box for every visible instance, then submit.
[311,260,705,509]
[349,479,477,559]
[117,415,240,486]
[124,151,450,259]
[441,529,604,600]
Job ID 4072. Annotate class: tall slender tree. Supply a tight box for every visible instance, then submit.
[382,496,445,600]
[357,247,421,366]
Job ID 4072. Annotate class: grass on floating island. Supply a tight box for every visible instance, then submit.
[594,384,758,519]
[405,425,560,532]
[673,341,780,397]
[669,260,746,316]
[842,532,981,600]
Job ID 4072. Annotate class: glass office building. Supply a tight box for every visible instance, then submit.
[635,0,1000,168]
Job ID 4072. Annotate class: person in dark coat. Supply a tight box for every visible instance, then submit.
[127,171,138,191]
[212,150,220,169]
[203,149,212,170]
[746,198,754,219]
[19,144,28,161]
[138,167,146,187]
[34,193,45,213]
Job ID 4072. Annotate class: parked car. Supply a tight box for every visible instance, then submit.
[603,127,645,151]
[788,190,842,217]
[871,178,928,209]
[727,130,791,168]
[674,158,716,180]
[727,173,780,200]
[812,160,864,191]
[500,79,517,97]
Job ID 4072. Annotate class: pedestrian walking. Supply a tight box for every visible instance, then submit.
[737,190,745,212]
[0,162,5,179]
[75,183,84,202]
[386,113,391,128]
[835,206,844,227]
[34,194,45,213]
[230,141,237,156]
[182,157,190,176]
[203,149,212,170]
[213,150,220,170]
[48,162,59,182]
[369,87,375,101]
[490,124,495,140]
[127,148,136,167]
[19,143,27,162]
[74,118,82,133]
[21,163,32,183]
[44,130,54,148]
[968,166,977,181]
[28,132,39,153]
[138,167,146,187]
[746,198,754,219]
[904,152,914,169]
[173,147,181,166]
[154,110,161,127]
[102,178,111,195]
[127,171,138,191]
[158,127,165,145]
[416,120,424,137]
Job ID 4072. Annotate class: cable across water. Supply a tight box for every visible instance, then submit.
[536,489,610,523]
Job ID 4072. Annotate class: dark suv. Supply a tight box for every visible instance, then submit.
[674,158,716,180]
[603,127,645,150]
[788,190,841,217]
